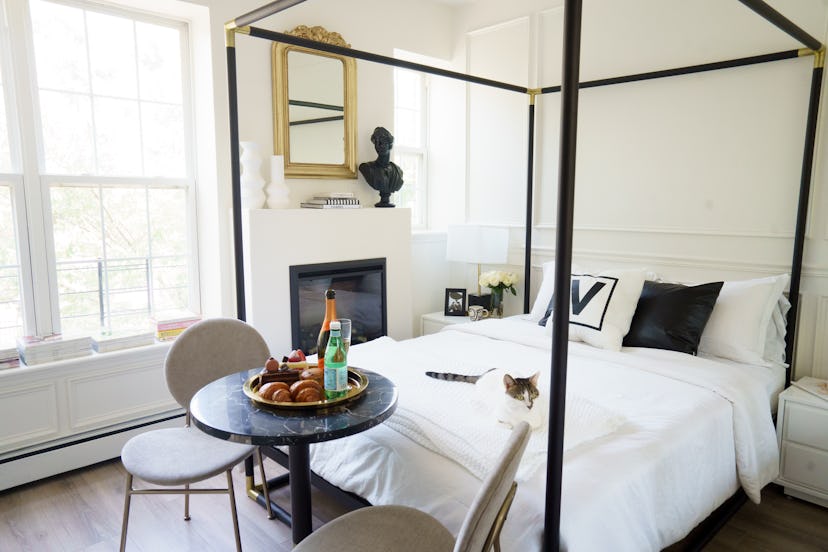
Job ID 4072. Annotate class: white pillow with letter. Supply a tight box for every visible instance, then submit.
[529,261,581,322]
[698,274,789,366]
[543,268,647,351]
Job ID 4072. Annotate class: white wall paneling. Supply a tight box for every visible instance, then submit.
[0,382,59,454]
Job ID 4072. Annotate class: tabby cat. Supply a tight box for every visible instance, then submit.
[425,368,543,429]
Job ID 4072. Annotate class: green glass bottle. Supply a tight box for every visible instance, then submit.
[323,320,348,400]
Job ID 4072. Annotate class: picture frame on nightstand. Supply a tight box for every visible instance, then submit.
[444,288,467,316]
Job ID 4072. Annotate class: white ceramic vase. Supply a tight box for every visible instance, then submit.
[266,155,290,209]
[239,141,266,209]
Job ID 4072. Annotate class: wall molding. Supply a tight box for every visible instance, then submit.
[533,223,795,240]
[812,297,828,380]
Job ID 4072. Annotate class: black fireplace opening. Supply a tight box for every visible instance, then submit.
[289,258,387,355]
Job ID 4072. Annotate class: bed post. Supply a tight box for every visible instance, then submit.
[226,24,247,323]
[785,50,824,385]
[544,0,583,550]
[524,93,538,314]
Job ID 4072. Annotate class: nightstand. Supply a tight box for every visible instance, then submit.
[420,311,470,336]
[776,379,828,508]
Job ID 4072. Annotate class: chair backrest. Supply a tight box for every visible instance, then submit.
[165,317,270,409]
[453,421,531,552]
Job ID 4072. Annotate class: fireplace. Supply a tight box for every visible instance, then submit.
[289,258,387,354]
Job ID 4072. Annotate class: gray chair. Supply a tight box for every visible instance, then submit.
[119,318,273,551]
[293,421,531,552]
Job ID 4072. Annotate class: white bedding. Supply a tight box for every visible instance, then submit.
[307,317,782,551]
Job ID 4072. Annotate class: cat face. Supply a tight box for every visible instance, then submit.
[503,372,540,409]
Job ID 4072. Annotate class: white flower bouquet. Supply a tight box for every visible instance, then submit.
[478,270,518,296]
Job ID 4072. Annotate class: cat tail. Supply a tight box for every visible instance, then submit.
[424,368,495,383]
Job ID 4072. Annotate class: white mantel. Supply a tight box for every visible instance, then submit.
[242,208,413,356]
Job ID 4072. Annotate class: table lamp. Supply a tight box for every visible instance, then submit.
[446,225,509,308]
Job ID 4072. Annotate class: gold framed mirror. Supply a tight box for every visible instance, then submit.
[272,26,357,179]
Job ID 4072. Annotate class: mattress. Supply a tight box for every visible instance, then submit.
[306,317,781,551]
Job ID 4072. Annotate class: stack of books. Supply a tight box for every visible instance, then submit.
[300,192,361,209]
[0,345,19,370]
[91,328,156,353]
[151,311,202,341]
[16,334,93,366]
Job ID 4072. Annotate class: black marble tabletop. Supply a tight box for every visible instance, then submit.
[190,367,398,446]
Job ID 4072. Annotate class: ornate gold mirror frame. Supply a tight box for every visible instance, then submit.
[272,25,357,179]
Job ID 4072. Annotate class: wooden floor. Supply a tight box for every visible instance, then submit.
[1,457,827,551]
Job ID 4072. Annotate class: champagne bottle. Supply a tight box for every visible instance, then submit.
[316,289,336,370]
[324,320,348,400]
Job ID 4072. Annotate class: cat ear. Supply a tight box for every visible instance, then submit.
[503,374,517,390]
[529,372,540,387]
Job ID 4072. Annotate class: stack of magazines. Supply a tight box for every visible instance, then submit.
[91,328,155,353]
[17,334,93,366]
[151,311,202,341]
[0,345,19,370]
[301,192,361,209]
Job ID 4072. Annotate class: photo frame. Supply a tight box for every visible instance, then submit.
[444,288,467,316]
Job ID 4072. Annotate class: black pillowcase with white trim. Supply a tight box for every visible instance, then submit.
[622,280,724,355]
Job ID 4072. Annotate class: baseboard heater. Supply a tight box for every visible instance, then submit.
[0,410,184,491]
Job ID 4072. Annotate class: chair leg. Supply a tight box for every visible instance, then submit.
[184,483,191,521]
[227,469,242,552]
[256,448,274,519]
[119,473,133,552]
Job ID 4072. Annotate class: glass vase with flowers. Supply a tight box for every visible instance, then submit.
[478,270,518,317]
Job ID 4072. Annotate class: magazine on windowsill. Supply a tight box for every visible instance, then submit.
[792,376,828,402]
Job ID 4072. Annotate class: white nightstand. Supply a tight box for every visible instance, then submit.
[776,378,828,508]
[420,311,470,336]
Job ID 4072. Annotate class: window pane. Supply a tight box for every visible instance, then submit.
[149,188,187,256]
[0,186,22,347]
[395,108,420,148]
[87,11,138,98]
[395,70,421,110]
[395,152,425,228]
[39,90,94,174]
[95,97,142,176]
[141,103,186,177]
[30,0,89,93]
[102,187,148,258]
[0,83,11,173]
[51,183,190,332]
[136,22,183,104]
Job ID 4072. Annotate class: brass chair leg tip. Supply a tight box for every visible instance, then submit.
[184,516,191,521]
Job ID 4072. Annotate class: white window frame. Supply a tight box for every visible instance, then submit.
[1,0,200,341]
[393,66,430,230]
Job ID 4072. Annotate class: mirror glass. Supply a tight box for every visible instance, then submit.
[287,51,345,165]
[272,31,356,180]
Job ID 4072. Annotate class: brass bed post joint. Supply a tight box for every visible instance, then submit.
[225,21,251,48]
[798,46,825,68]
[527,88,541,105]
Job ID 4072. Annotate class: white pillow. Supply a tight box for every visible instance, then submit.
[543,268,647,351]
[698,274,789,366]
[529,261,581,322]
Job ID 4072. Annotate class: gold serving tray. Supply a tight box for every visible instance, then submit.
[243,369,368,410]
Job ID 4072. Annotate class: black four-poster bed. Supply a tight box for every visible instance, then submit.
[223,1,824,550]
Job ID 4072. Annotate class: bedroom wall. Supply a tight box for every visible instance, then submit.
[451,0,828,379]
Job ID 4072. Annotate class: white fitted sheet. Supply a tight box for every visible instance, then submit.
[307,318,781,551]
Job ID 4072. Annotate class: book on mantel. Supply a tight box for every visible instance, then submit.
[301,192,361,208]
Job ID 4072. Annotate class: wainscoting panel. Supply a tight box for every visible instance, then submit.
[0,382,59,454]
[67,363,176,431]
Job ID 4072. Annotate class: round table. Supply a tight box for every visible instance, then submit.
[190,367,397,545]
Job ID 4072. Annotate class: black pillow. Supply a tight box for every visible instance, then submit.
[622,281,723,355]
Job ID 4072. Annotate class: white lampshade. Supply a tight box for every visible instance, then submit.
[446,225,508,264]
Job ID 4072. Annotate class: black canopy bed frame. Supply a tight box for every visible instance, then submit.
[224,1,824,550]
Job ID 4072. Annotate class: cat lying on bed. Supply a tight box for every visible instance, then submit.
[425,368,544,429]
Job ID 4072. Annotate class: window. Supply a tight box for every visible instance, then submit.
[393,67,428,229]
[0,0,197,345]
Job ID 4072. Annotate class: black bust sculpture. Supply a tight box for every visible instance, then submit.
[359,127,404,208]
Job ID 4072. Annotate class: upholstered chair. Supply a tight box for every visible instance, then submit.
[119,318,273,551]
[293,421,531,552]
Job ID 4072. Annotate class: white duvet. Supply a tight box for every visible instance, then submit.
[307,317,781,551]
